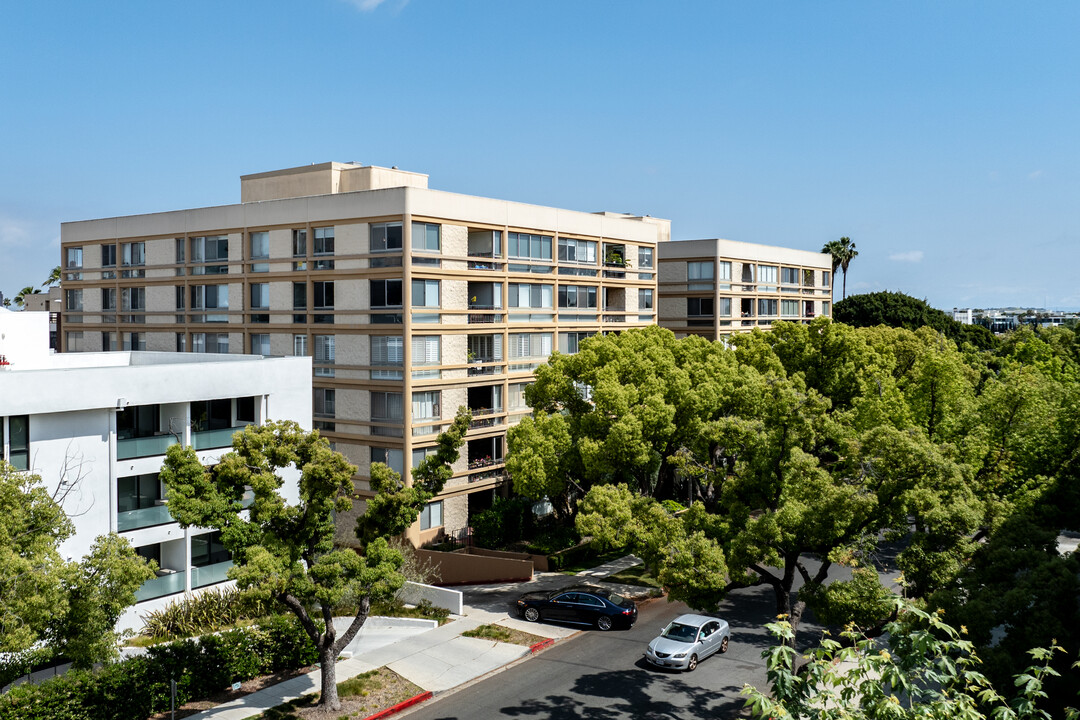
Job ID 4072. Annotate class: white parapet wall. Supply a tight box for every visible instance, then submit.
[398,581,464,615]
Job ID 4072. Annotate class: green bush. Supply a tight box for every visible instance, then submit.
[138,586,273,640]
[0,646,55,690]
[472,496,535,549]
[525,525,580,556]
[0,614,317,720]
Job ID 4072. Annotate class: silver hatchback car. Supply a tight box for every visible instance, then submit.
[644,613,730,671]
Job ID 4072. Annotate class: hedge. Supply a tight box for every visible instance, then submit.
[0,614,319,720]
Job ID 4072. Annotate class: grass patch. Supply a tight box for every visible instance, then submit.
[600,563,664,590]
[257,667,423,719]
[461,624,548,646]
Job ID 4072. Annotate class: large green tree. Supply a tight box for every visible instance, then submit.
[834,290,997,350]
[0,461,154,666]
[160,413,469,711]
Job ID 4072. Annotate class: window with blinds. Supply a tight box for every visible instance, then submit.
[412,391,440,421]
[314,335,335,377]
[371,336,403,380]
[509,333,553,359]
[412,336,440,365]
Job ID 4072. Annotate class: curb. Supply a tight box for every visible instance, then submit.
[362,690,433,720]
[529,638,555,653]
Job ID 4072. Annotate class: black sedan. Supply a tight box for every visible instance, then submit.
[516,585,638,630]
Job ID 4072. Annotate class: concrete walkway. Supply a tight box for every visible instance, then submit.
[189,554,646,719]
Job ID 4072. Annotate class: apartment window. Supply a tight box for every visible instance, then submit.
[371,391,404,422]
[371,336,404,379]
[117,404,159,439]
[122,242,145,266]
[314,388,335,417]
[509,333,552,359]
[804,268,815,286]
[781,267,800,285]
[291,229,307,257]
[191,285,228,321]
[412,446,437,469]
[123,332,145,351]
[558,285,598,309]
[175,238,185,264]
[314,335,335,377]
[741,264,756,283]
[250,283,269,310]
[411,279,440,308]
[251,334,270,356]
[192,333,229,354]
[176,333,186,352]
[102,244,117,267]
[558,238,597,264]
[65,288,83,312]
[191,531,230,568]
[758,298,778,317]
[688,297,714,317]
[250,231,269,272]
[717,297,732,316]
[313,281,335,309]
[412,222,440,252]
[102,332,117,351]
[637,246,654,269]
[508,232,553,261]
[117,473,160,513]
[509,283,553,309]
[638,288,654,310]
[121,287,145,311]
[468,334,503,364]
[759,265,778,286]
[688,261,714,290]
[822,271,830,287]
[371,279,403,308]
[717,261,732,281]
[822,301,830,316]
[412,335,440,366]
[419,501,443,530]
[370,222,403,252]
[292,282,307,309]
[5,415,30,471]
[66,247,83,269]
[102,288,117,312]
[559,331,596,355]
[371,447,404,475]
[412,391,440,421]
[509,382,532,410]
[175,286,185,311]
[293,334,308,357]
[236,396,256,424]
[65,331,84,352]
[781,299,799,316]
[313,227,335,269]
[190,235,227,263]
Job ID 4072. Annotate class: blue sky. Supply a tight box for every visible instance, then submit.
[2,1,1077,309]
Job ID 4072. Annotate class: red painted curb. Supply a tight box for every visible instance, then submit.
[362,690,433,720]
[529,638,555,653]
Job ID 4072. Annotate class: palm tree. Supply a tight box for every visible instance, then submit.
[821,237,858,300]
[14,285,40,309]
[42,265,61,288]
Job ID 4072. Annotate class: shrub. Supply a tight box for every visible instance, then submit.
[472,496,535,549]
[138,586,273,640]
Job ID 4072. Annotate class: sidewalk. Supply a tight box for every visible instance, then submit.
[189,554,645,719]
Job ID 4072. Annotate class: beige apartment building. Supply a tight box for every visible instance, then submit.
[59,162,669,546]
[657,238,833,341]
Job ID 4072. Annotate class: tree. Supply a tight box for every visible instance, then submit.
[834,290,997,350]
[742,598,1079,720]
[13,285,40,309]
[42,265,61,289]
[822,236,858,300]
[0,461,154,663]
[160,414,469,711]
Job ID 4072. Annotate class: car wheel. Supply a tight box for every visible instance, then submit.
[524,607,540,622]
[687,654,698,672]
[596,615,613,631]
[720,636,729,653]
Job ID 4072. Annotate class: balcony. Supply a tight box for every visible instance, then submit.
[467,360,500,377]
[468,310,502,324]
[468,407,503,429]
[135,569,186,602]
[117,503,174,532]
[467,455,504,470]
[468,258,504,271]
[117,434,176,460]
[192,560,234,589]
[192,426,242,451]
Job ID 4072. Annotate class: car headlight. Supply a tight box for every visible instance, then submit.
[673,652,686,658]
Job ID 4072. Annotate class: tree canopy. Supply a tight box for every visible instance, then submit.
[0,461,154,667]
[834,290,998,350]
[160,413,469,711]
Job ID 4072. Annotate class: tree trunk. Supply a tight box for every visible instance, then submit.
[319,643,340,710]
[842,271,847,300]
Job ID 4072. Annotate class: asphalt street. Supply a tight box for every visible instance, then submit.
[404,580,815,720]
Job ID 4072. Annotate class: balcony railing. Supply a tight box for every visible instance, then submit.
[192,560,234,589]
[468,313,502,324]
[192,427,242,451]
[135,569,186,602]
[117,503,174,532]
[117,434,176,460]
[468,455,504,470]
[467,363,500,376]
[467,259,503,271]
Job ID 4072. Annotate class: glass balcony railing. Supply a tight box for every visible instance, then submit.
[117,503,174,532]
[192,560,234,589]
[117,434,177,460]
[135,570,186,602]
[192,427,241,451]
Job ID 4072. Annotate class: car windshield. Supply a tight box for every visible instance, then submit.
[662,622,699,642]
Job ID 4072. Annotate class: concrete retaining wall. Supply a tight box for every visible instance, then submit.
[398,581,464,615]
[415,549,533,585]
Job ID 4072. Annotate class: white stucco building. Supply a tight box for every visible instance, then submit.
[0,309,311,631]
